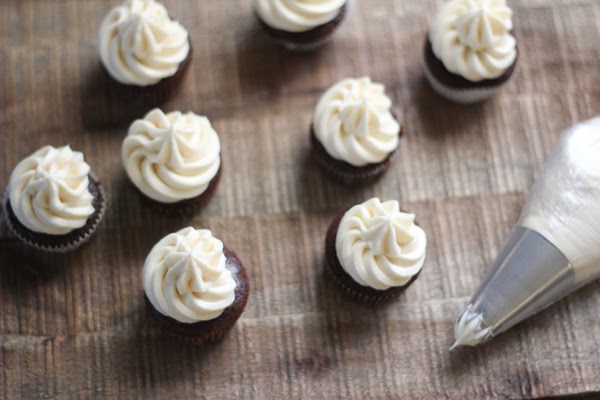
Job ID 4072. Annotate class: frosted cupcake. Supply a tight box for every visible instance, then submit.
[424,0,518,103]
[325,198,426,304]
[144,227,250,343]
[98,0,192,103]
[122,108,222,215]
[254,0,350,50]
[3,146,107,252]
[311,77,403,184]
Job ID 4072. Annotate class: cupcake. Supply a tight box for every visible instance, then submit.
[122,108,222,215]
[254,0,350,50]
[325,198,426,304]
[144,227,250,343]
[97,0,192,105]
[424,0,518,103]
[3,146,107,252]
[311,77,403,185]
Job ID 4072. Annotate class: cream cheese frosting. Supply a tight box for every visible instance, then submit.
[429,0,517,82]
[8,145,95,235]
[254,0,347,32]
[336,198,426,290]
[144,227,236,323]
[122,108,221,203]
[98,0,190,86]
[313,77,400,167]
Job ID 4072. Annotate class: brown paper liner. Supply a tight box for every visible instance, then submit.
[310,126,403,185]
[423,37,517,103]
[101,43,194,107]
[136,163,222,216]
[256,3,348,50]
[4,173,107,253]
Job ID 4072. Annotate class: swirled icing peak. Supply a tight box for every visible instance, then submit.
[98,0,189,86]
[122,108,221,203]
[254,0,347,32]
[8,146,95,235]
[429,0,517,82]
[313,77,400,167]
[336,198,426,290]
[144,227,236,323]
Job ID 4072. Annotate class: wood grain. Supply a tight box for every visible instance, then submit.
[1,0,600,398]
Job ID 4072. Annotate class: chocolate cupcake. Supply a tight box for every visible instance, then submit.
[144,227,250,343]
[325,198,426,304]
[254,0,350,50]
[97,0,192,105]
[311,77,403,185]
[3,146,107,252]
[122,108,222,215]
[424,0,518,103]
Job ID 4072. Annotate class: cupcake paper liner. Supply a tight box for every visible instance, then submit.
[423,61,502,104]
[136,163,222,216]
[423,37,517,104]
[147,297,228,344]
[102,43,193,107]
[257,1,350,51]
[277,36,336,52]
[310,126,402,185]
[3,172,107,253]
[147,247,250,344]
[325,210,421,305]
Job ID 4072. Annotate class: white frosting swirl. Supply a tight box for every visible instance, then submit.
[98,0,190,86]
[254,0,347,32]
[144,227,236,323]
[429,0,517,82]
[122,108,221,203]
[336,198,426,290]
[313,77,400,167]
[8,146,95,235]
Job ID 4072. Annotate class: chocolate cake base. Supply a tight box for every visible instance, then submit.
[137,163,222,216]
[4,173,107,252]
[310,126,402,185]
[423,38,517,104]
[256,3,348,50]
[101,43,193,107]
[325,210,421,305]
[147,247,250,344]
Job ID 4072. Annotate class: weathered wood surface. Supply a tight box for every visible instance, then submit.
[1,0,600,398]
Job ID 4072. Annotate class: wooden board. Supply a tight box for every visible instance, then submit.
[1,0,600,398]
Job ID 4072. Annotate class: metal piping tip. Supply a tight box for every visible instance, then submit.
[451,227,576,349]
[451,304,493,350]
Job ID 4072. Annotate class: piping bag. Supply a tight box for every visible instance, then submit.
[452,117,600,349]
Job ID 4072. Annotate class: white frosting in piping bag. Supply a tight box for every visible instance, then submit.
[451,304,492,349]
[520,117,600,283]
[98,0,190,86]
[336,198,426,290]
[254,0,347,32]
[313,77,400,167]
[122,108,221,203]
[144,227,236,323]
[8,146,95,235]
[429,0,517,82]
